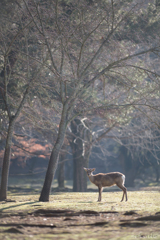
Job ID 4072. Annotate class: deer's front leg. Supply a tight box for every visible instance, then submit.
[98,187,102,202]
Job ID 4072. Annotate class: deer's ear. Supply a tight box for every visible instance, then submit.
[92,168,96,172]
[84,168,87,172]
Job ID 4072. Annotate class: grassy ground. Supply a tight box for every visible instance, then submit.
[0,181,160,240]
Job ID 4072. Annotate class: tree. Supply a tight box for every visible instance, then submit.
[57,141,69,189]
[119,145,160,187]
[69,117,116,191]
[117,111,160,186]
[70,118,92,192]
[21,0,160,201]
[0,1,47,200]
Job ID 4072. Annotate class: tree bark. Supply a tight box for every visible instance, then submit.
[57,159,65,189]
[57,145,66,189]
[0,119,15,200]
[73,153,88,192]
[57,142,69,189]
[70,119,91,192]
[39,104,68,201]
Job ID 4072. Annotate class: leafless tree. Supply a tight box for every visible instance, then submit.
[22,0,160,201]
[1,0,160,201]
[0,1,49,200]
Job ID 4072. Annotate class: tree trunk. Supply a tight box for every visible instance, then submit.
[73,154,88,192]
[70,119,92,192]
[57,159,65,189]
[57,145,66,189]
[0,119,15,201]
[57,142,69,189]
[39,104,68,202]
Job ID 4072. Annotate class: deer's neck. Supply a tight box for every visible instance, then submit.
[88,174,95,184]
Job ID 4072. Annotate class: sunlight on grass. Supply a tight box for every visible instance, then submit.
[0,191,159,214]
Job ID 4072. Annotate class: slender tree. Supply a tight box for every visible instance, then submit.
[0,1,47,200]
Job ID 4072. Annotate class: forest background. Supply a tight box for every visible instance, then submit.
[0,0,160,202]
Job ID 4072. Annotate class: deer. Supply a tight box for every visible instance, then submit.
[84,168,128,202]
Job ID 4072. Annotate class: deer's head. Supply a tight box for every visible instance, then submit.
[84,168,96,177]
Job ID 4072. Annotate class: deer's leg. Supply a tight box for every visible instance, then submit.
[121,191,125,202]
[98,187,101,201]
[122,185,128,201]
[116,184,127,202]
[98,187,103,202]
[125,187,128,201]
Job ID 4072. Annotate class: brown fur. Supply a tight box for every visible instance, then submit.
[92,172,123,187]
[84,168,128,202]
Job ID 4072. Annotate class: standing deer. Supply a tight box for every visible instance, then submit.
[84,168,128,202]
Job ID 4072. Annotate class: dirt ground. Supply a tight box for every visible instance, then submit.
[0,190,160,239]
[0,208,160,239]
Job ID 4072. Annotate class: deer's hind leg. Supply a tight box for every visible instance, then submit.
[116,183,128,202]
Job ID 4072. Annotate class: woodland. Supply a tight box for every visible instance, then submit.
[0,0,160,239]
[1,0,160,200]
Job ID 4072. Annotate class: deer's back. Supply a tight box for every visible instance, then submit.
[93,172,124,187]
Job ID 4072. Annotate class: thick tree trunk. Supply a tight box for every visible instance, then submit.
[57,161,65,189]
[57,152,65,189]
[57,142,68,189]
[73,154,88,192]
[70,119,91,192]
[0,119,15,201]
[39,105,68,202]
